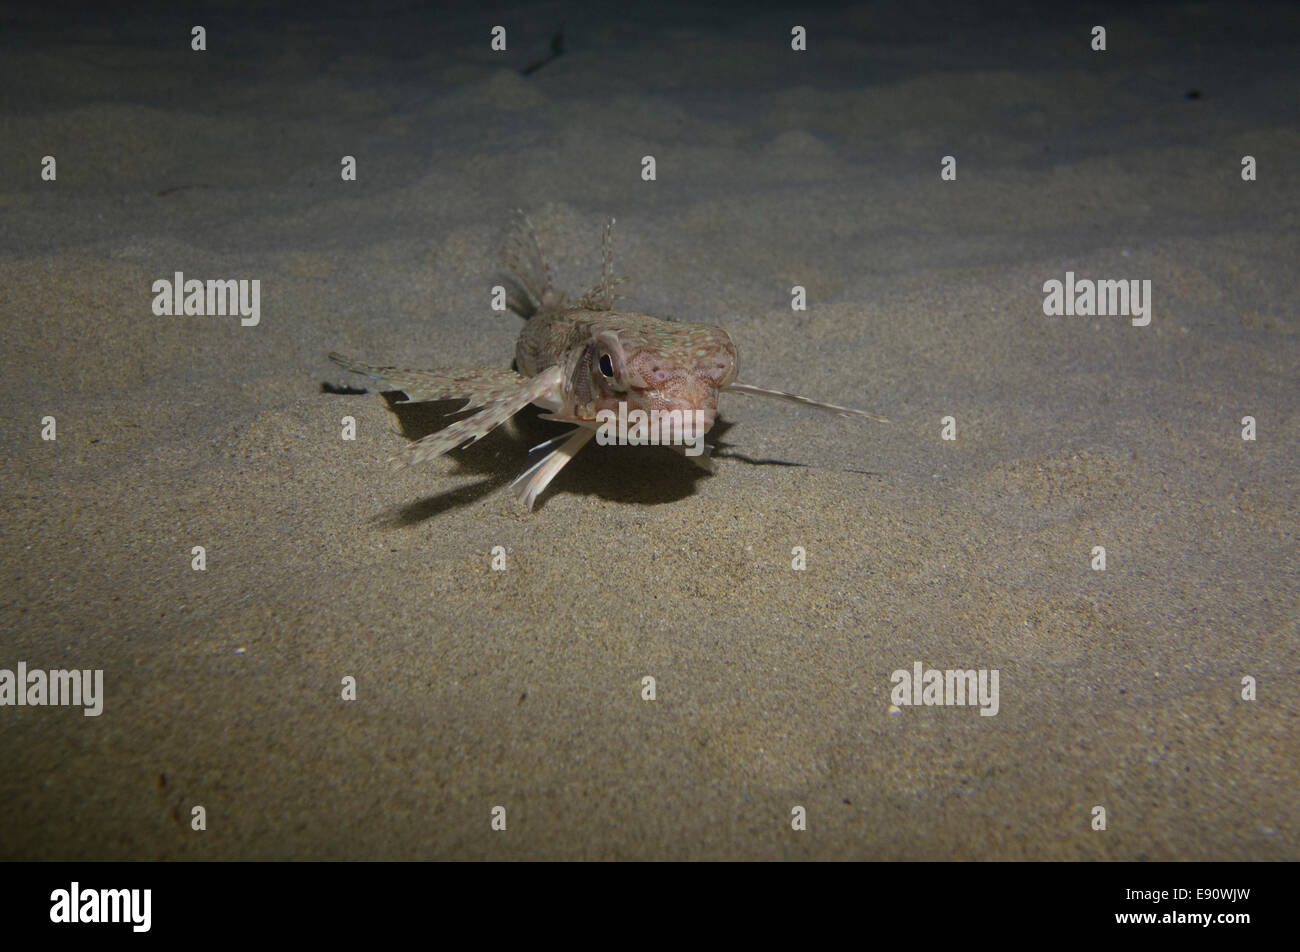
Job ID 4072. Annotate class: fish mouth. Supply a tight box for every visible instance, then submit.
[655,405,714,441]
[604,400,715,444]
[690,409,717,436]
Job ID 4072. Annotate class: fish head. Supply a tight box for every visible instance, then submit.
[566,316,737,439]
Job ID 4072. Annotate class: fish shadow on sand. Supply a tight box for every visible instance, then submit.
[331,387,833,520]
[377,392,723,519]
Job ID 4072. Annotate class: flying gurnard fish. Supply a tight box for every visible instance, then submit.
[330,215,888,510]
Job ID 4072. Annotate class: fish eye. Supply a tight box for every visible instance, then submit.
[598,353,615,377]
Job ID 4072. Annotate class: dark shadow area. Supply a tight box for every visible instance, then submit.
[711,452,808,469]
[387,392,732,514]
[329,382,885,516]
[711,452,886,480]
[328,384,858,517]
[374,476,507,525]
[321,380,368,395]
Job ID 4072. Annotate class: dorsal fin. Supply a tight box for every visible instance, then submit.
[498,210,566,318]
[577,217,623,310]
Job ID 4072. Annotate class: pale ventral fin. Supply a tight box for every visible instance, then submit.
[511,426,597,511]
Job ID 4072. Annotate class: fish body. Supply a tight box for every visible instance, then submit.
[331,215,886,510]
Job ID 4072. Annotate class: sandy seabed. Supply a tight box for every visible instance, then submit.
[0,2,1296,860]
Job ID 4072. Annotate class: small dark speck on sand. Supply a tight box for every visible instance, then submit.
[521,29,565,76]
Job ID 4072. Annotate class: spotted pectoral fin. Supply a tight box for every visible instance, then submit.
[725,382,890,423]
[329,353,528,410]
[398,367,564,466]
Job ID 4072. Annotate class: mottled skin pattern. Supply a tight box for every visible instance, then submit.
[331,215,887,510]
[518,309,736,437]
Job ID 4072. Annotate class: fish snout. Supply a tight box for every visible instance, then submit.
[691,406,717,435]
[654,400,715,442]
